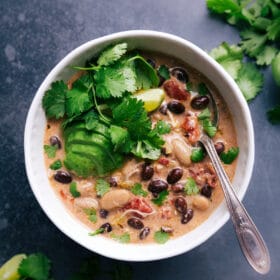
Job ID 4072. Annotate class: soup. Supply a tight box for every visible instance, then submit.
[43,43,238,244]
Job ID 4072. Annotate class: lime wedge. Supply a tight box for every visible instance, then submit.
[0,254,26,280]
[135,88,165,112]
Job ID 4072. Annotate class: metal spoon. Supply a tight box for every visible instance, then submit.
[199,91,271,275]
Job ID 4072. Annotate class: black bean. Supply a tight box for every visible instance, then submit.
[99,209,109,219]
[190,95,210,110]
[109,177,118,187]
[214,141,225,155]
[174,197,188,213]
[127,218,144,230]
[54,170,72,184]
[161,226,173,233]
[200,185,213,198]
[146,58,156,68]
[141,164,154,181]
[49,135,62,149]
[100,222,112,233]
[171,183,184,193]
[139,227,150,240]
[181,209,194,224]
[167,168,183,184]
[167,101,185,114]
[159,104,168,115]
[148,179,168,193]
[170,67,189,83]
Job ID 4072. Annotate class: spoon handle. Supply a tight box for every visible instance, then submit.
[200,134,270,274]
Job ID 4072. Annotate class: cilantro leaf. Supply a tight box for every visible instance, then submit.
[220,147,239,164]
[240,29,267,58]
[201,118,217,137]
[152,190,169,206]
[236,63,264,101]
[256,45,278,66]
[95,62,136,99]
[69,182,81,198]
[267,105,280,124]
[95,179,110,197]
[184,178,199,195]
[65,76,93,117]
[109,125,132,153]
[44,145,58,158]
[130,55,159,90]
[267,17,280,41]
[112,97,151,140]
[110,232,130,243]
[158,65,170,80]
[18,253,51,280]
[89,228,105,236]
[131,183,148,197]
[198,83,209,96]
[186,82,193,91]
[49,159,62,170]
[153,120,171,135]
[97,43,128,66]
[42,81,67,119]
[209,42,243,79]
[191,147,205,163]
[154,230,169,244]
[198,108,211,120]
[131,140,161,160]
[84,209,97,223]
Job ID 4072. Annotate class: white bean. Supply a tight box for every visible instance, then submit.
[74,197,99,210]
[192,195,210,210]
[101,189,132,210]
[171,139,192,166]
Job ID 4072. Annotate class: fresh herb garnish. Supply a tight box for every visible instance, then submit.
[186,81,193,91]
[158,65,170,80]
[153,120,171,135]
[191,147,205,162]
[44,144,58,158]
[154,230,170,244]
[184,178,199,195]
[42,81,67,119]
[198,108,211,120]
[220,147,239,164]
[88,228,105,236]
[110,232,130,243]
[152,190,169,206]
[69,182,81,198]
[18,253,51,280]
[49,159,62,170]
[201,118,217,137]
[84,209,97,223]
[97,43,128,66]
[198,82,209,96]
[131,183,148,197]
[95,179,110,197]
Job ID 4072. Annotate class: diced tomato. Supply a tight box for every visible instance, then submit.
[125,197,153,213]
[163,78,189,100]
[182,114,200,144]
[59,190,67,200]
[158,157,169,166]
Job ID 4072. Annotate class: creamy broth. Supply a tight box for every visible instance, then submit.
[44,52,237,243]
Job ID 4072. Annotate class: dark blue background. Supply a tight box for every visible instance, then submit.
[1,0,279,279]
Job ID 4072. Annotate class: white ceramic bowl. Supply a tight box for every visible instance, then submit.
[24,30,254,261]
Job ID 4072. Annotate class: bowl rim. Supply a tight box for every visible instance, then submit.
[24,30,255,261]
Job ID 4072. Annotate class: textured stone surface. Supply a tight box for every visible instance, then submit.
[0,0,279,279]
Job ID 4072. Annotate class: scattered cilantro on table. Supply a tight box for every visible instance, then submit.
[18,253,51,280]
[184,178,200,195]
[152,190,169,206]
[131,183,148,197]
[267,105,280,124]
[206,0,280,123]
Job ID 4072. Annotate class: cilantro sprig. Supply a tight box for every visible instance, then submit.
[131,183,148,197]
[184,178,200,195]
[152,190,169,206]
